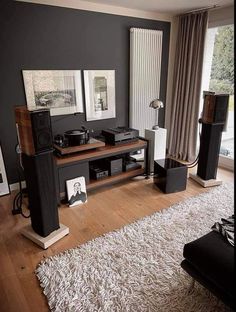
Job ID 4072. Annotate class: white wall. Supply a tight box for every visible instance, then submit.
[17,0,177,133]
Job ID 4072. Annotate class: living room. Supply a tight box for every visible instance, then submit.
[0,0,234,311]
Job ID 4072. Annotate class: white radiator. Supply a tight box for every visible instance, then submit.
[130,28,163,137]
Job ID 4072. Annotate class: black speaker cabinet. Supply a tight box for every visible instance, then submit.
[197,123,224,180]
[22,152,59,237]
[15,106,53,155]
[154,158,187,194]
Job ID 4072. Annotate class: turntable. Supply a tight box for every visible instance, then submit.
[54,138,105,156]
[53,127,105,156]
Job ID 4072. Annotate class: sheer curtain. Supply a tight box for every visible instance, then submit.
[168,11,209,161]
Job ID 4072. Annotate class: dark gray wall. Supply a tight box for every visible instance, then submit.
[0,1,170,184]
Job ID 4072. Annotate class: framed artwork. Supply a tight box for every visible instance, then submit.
[84,70,116,121]
[22,70,84,116]
[66,176,87,207]
[0,145,10,197]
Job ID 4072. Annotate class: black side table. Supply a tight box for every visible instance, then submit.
[154,158,187,193]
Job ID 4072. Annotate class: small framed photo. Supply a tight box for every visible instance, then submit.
[0,145,10,197]
[84,70,116,121]
[66,176,87,207]
[22,70,84,116]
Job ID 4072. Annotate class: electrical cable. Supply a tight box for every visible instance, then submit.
[12,144,30,218]
[12,171,30,218]
[187,156,199,168]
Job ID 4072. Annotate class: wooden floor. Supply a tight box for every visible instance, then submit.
[0,168,233,312]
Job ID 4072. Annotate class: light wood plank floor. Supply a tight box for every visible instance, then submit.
[0,168,233,312]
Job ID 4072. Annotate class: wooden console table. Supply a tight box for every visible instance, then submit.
[54,138,148,199]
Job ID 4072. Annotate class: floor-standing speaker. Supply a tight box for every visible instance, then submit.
[197,93,229,180]
[15,106,61,239]
[22,152,59,237]
[197,123,224,180]
[190,93,229,187]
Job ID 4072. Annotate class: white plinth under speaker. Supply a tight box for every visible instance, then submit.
[145,128,167,173]
[189,173,222,187]
[21,223,69,249]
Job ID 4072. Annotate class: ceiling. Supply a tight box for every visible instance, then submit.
[81,0,234,15]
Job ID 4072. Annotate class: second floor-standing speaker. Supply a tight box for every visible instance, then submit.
[22,151,60,237]
[15,106,53,155]
[197,93,229,181]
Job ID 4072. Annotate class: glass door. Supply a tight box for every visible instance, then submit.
[200,24,234,170]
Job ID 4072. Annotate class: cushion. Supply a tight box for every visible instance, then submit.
[183,231,234,299]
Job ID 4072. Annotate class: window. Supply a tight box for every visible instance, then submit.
[200,24,234,170]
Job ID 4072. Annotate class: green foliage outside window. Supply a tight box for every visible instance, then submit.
[209,25,234,95]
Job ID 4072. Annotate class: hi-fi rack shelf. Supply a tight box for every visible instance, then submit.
[54,139,148,199]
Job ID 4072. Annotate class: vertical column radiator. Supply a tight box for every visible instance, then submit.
[130,28,163,136]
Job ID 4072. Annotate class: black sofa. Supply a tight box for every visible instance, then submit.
[181,231,235,310]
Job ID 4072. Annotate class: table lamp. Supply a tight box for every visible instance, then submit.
[149,99,164,130]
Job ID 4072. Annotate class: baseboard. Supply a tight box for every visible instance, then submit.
[218,156,234,172]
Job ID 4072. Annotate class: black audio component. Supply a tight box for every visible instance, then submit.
[197,123,224,180]
[123,160,142,172]
[64,127,90,146]
[103,157,123,176]
[15,106,53,155]
[102,127,139,145]
[89,167,109,180]
[22,152,60,237]
[202,93,229,125]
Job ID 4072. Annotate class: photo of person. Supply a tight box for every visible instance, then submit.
[66,176,87,207]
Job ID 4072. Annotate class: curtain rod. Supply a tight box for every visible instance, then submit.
[177,4,220,17]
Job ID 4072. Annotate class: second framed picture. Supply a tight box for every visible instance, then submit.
[84,70,116,121]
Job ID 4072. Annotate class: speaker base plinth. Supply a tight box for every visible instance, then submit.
[21,223,69,249]
[189,173,222,188]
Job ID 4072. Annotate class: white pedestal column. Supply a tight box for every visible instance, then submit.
[145,128,167,173]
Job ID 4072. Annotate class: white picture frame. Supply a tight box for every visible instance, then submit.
[66,176,87,207]
[84,70,116,121]
[0,145,10,197]
[22,70,84,116]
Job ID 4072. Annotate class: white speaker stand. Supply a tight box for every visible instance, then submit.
[189,173,222,187]
[21,223,69,249]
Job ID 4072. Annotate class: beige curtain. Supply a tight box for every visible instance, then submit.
[168,11,208,161]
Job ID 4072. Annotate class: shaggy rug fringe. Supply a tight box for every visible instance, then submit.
[36,183,234,312]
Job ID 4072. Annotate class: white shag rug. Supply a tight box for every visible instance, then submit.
[36,183,234,312]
